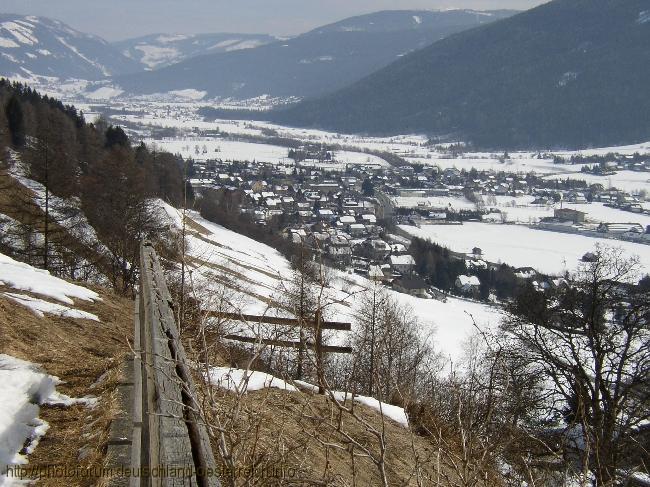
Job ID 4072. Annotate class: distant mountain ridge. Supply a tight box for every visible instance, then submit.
[113,32,278,70]
[271,0,650,149]
[112,9,516,100]
[0,14,140,79]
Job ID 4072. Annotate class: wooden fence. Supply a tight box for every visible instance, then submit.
[107,242,220,486]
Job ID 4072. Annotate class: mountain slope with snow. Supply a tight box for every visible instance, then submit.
[113,32,278,70]
[112,9,516,100]
[0,14,140,80]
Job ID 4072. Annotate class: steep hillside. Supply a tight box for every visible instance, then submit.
[112,10,515,100]
[0,14,140,80]
[113,32,277,70]
[158,202,500,363]
[273,0,650,149]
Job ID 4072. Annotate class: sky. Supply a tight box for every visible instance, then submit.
[1,0,546,41]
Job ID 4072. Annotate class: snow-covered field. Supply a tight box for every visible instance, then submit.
[543,170,650,193]
[26,93,643,192]
[146,137,389,168]
[149,138,294,165]
[158,203,500,364]
[400,223,650,275]
[407,155,590,175]
[395,195,650,226]
[4,81,649,178]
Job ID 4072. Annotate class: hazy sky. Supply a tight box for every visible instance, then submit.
[2,0,546,41]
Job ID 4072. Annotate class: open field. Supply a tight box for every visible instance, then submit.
[400,222,650,276]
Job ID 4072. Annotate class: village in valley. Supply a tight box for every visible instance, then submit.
[164,126,650,303]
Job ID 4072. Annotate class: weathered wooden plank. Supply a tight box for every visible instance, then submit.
[206,311,352,331]
[224,334,353,354]
[130,298,143,487]
[139,242,220,487]
[105,360,136,487]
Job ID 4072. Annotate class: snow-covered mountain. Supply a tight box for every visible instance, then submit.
[113,9,517,100]
[0,14,140,80]
[113,33,278,70]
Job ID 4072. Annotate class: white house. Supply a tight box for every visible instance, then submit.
[455,275,481,295]
[389,255,416,275]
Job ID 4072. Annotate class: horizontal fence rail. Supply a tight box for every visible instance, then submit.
[206,311,352,331]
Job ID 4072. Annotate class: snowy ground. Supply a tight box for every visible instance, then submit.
[0,252,99,306]
[0,355,96,484]
[144,137,389,169]
[6,81,650,177]
[407,155,590,175]
[400,223,650,275]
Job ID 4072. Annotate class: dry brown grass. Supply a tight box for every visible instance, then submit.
[0,284,133,486]
[199,384,448,486]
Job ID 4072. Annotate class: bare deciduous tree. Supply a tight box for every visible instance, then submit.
[503,246,650,484]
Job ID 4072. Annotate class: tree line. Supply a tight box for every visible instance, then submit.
[410,237,522,300]
[0,80,187,294]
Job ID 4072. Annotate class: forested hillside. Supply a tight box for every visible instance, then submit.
[0,79,187,294]
[273,0,650,149]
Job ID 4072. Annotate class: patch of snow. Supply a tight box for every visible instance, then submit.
[0,37,19,48]
[134,44,181,69]
[167,89,207,101]
[155,34,188,44]
[37,49,51,56]
[295,381,409,427]
[208,367,298,393]
[638,11,650,24]
[558,71,579,87]
[1,53,20,64]
[211,39,242,49]
[299,56,334,64]
[225,39,267,51]
[0,354,95,481]
[0,251,100,305]
[209,368,409,427]
[84,86,124,100]
[2,292,100,322]
[0,21,38,46]
[413,15,423,24]
[457,275,480,286]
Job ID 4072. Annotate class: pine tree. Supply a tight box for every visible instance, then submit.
[0,100,10,149]
[362,177,374,196]
[5,95,25,147]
